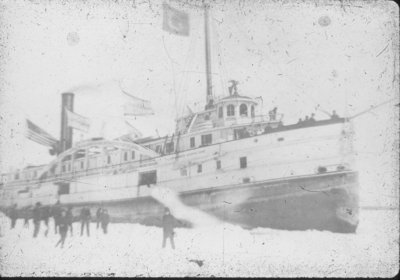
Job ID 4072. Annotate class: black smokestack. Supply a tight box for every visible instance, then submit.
[59,92,74,154]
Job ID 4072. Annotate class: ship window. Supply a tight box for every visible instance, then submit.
[138,170,157,186]
[180,167,187,176]
[190,137,195,148]
[218,107,223,118]
[166,142,174,153]
[201,134,212,146]
[124,152,128,161]
[197,164,202,173]
[131,151,135,160]
[216,160,221,170]
[240,157,247,169]
[251,105,255,117]
[227,105,235,116]
[240,104,248,116]
[14,173,19,180]
[107,155,111,164]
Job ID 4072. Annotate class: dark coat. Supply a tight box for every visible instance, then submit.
[96,208,102,219]
[9,207,18,219]
[41,206,51,221]
[162,213,175,235]
[58,216,69,233]
[52,204,62,219]
[101,212,110,225]
[66,209,73,224]
[80,208,91,221]
[32,206,41,222]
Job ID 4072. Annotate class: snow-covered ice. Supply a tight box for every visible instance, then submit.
[0,207,398,277]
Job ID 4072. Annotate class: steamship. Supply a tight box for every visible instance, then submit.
[0,3,359,233]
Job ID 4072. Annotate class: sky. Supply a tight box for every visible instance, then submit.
[0,0,398,205]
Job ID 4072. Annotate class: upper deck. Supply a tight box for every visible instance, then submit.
[1,114,347,188]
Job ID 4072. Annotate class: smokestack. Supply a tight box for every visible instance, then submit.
[59,92,74,154]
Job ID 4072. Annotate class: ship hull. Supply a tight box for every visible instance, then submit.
[53,170,358,233]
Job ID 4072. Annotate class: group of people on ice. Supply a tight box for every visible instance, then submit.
[4,203,177,250]
[5,201,110,248]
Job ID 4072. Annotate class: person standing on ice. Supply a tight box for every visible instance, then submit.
[55,210,69,249]
[52,200,62,234]
[9,204,18,229]
[41,205,51,237]
[23,207,30,228]
[80,206,91,237]
[96,207,102,229]
[100,209,110,234]
[32,202,42,238]
[162,207,176,249]
[66,206,74,236]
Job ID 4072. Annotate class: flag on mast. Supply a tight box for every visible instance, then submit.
[162,3,190,36]
[65,108,91,132]
[25,119,59,147]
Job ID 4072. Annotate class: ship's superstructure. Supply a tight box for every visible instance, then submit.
[0,2,359,233]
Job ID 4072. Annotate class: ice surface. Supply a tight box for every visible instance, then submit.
[0,208,398,277]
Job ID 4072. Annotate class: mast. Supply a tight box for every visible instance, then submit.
[204,2,214,109]
[59,92,74,154]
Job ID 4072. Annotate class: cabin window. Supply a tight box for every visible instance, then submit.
[33,171,37,178]
[251,105,255,117]
[14,173,19,180]
[227,104,235,116]
[80,161,84,169]
[201,134,212,146]
[218,107,223,118]
[124,152,128,161]
[131,151,135,160]
[62,165,66,172]
[205,114,210,121]
[138,170,157,186]
[166,142,174,153]
[197,164,202,173]
[180,167,187,176]
[107,155,111,164]
[156,145,161,153]
[190,137,195,148]
[240,104,248,116]
[240,157,247,169]
[216,160,221,170]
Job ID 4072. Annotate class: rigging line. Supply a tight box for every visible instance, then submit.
[180,15,203,118]
[175,32,194,118]
[177,17,201,118]
[349,98,397,120]
[212,13,229,98]
[230,17,331,113]
[162,34,179,119]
